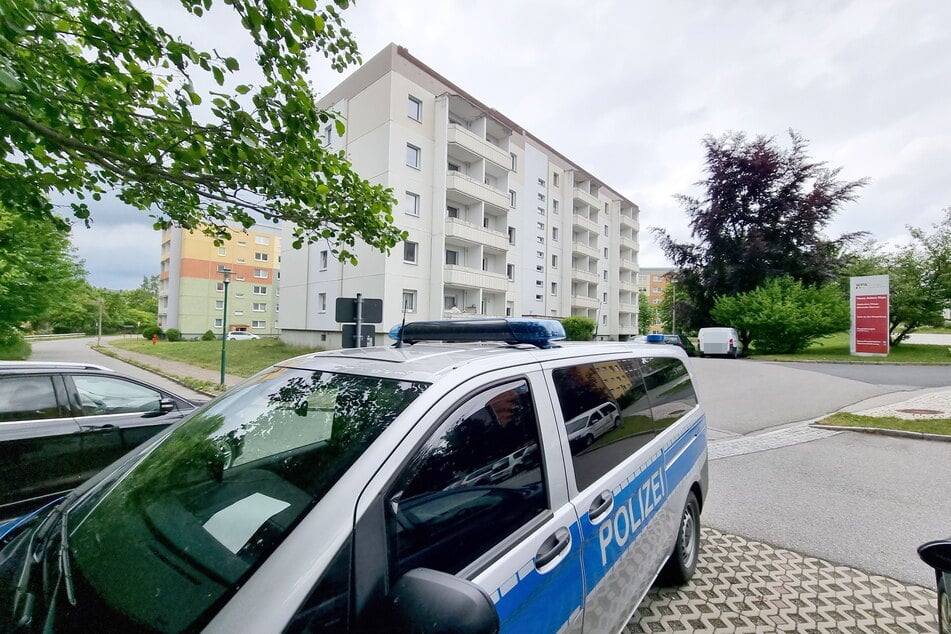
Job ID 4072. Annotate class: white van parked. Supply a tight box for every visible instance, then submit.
[697,327,743,358]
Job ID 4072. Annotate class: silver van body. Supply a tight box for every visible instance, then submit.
[698,327,743,358]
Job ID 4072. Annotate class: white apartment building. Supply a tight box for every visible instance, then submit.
[280,44,640,348]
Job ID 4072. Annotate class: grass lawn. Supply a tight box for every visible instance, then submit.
[752,332,951,364]
[109,338,322,377]
[0,338,31,360]
[818,412,951,436]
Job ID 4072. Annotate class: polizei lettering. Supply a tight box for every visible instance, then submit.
[598,468,666,566]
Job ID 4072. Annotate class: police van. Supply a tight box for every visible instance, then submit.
[0,319,708,633]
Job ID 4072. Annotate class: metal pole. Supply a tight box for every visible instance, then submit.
[97,297,103,346]
[355,293,363,348]
[671,283,676,333]
[220,277,230,386]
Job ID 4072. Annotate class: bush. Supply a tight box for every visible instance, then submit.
[561,316,597,341]
[711,276,850,354]
[0,327,30,360]
[141,325,163,340]
[165,328,182,342]
[201,329,217,341]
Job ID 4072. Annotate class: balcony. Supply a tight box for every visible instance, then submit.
[446,171,509,210]
[619,324,638,336]
[445,218,510,251]
[445,265,508,292]
[619,258,637,272]
[571,268,600,284]
[619,302,637,313]
[620,235,638,251]
[571,241,599,259]
[448,124,509,170]
[571,295,599,309]
[573,187,601,211]
[620,280,638,292]
[571,212,599,234]
[620,213,639,232]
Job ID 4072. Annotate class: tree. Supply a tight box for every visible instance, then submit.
[637,292,658,335]
[840,209,951,344]
[561,316,596,341]
[0,205,87,331]
[653,131,866,344]
[711,277,850,354]
[0,0,402,262]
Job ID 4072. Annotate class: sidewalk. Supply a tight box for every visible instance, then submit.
[97,340,244,396]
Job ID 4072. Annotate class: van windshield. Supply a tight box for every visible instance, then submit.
[58,367,428,632]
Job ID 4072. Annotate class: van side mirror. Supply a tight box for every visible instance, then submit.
[387,568,499,634]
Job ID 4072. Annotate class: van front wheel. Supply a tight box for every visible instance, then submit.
[659,491,700,585]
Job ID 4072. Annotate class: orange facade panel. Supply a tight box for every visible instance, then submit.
[178,258,275,284]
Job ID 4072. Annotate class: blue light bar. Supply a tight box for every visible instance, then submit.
[389,318,566,349]
[645,334,666,343]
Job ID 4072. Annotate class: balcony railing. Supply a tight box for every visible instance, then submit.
[571,212,599,234]
[570,295,599,309]
[619,258,637,272]
[448,124,509,169]
[619,280,638,292]
[445,265,508,292]
[620,235,638,250]
[620,214,639,232]
[570,268,600,283]
[571,241,599,259]
[446,172,509,210]
[445,218,510,251]
[573,187,601,211]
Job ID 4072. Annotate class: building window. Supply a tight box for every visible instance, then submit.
[254,269,268,279]
[402,290,417,312]
[234,310,244,316]
[447,205,459,218]
[552,173,559,187]
[318,293,327,312]
[252,303,267,312]
[253,285,267,295]
[604,247,609,258]
[445,250,458,265]
[537,206,545,216]
[216,282,224,292]
[237,240,247,247]
[236,275,245,281]
[322,124,332,145]
[404,241,418,264]
[406,144,421,169]
[535,279,543,287]
[603,270,608,280]
[537,221,545,231]
[604,225,609,235]
[536,251,544,259]
[509,190,516,208]
[602,315,608,325]
[215,300,224,310]
[506,264,515,281]
[538,178,546,187]
[551,255,558,268]
[552,199,559,213]
[235,292,245,298]
[217,246,226,256]
[510,152,517,171]
[319,250,328,270]
[255,236,269,245]
[214,318,223,328]
[536,265,543,273]
[252,320,266,329]
[448,161,460,172]
[507,227,516,245]
[537,193,546,202]
[603,292,608,302]
[236,258,246,264]
[405,191,420,216]
[255,252,268,262]
[535,294,543,301]
[408,95,422,122]
[552,227,558,242]
[551,282,558,295]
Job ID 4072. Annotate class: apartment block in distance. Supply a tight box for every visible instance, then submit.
[280,44,641,348]
[158,226,281,338]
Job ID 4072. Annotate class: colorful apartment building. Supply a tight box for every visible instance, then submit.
[158,226,281,338]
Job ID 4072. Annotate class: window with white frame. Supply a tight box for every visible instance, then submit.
[237,240,247,247]
[537,193,546,202]
[236,258,246,264]
[402,290,417,312]
[406,144,421,168]
[404,241,418,264]
[537,206,545,215]
[217,246,226,256]
[510,153,517,171]
[538,178,545,187]
[536,236,544,244]
[234,310,244,316]
[253,285,267,295]
[235,292,245,298]
[507,227,516,244]
[535,294,543,301]
[254,269,268,278]
[551,254,558,268]
[255,236,269,245]
[236,275,245,281]
[255,252,268,262]
[551,282,558,295]
[252,303,267,312]
[536,265,543,273]
[506,264,515,280]
[552,227,559,242]
[536,250,544,259]
[552,173,559,186]
[216,282,224,292]
[252,320,266,329]
[537,221,545,231]
[552,199,559,213]
[447,205,460,218]
[322,124,332,145]
[215,300,224,310]
[604,247,609,258]
[446,249,459,265]
[214,318,223,328]
[319,250,328,270]
[405,191,420,216]
[509,190,516,208]
[407,96,422,122]
[535,279,543,287]
[318,293,327,312]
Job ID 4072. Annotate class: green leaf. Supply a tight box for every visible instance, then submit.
[224,57,239,71]
[298,0,316,9]
[236,84,251,94]
[316,184,330,196]
[0,68,21,90]
[334,119,345,136]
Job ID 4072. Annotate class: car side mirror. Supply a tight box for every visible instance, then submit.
[387,568,499,634]
[160,398,175,413]
[918,540,951,571]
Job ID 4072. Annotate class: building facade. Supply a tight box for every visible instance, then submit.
[280,44,641,348]
[637,267,674,332]
[158,226,281,338]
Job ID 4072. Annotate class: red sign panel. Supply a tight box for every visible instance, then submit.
[854,294,889,354]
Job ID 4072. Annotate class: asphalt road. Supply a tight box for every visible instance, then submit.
[28,336,211,403]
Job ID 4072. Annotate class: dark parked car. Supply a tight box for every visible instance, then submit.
[919,539,951,633]
[634,333,697,356]
[0,361,196,521]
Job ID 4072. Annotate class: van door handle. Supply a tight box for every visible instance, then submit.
[588,490,614,522]
[534,527,571,570]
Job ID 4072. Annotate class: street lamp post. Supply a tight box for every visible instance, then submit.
[219,268,232,387]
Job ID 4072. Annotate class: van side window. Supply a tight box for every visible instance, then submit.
[552,360,655,491]
[641,358,698,430]
[0,375,62,421]
[386,380,546,577]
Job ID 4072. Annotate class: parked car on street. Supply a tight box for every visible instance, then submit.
[697,326,743,358]
[918,539,951,633]
[226,330,260,340]
[0,361,196,521]
[0,319,707,633]
[634,333,697,356]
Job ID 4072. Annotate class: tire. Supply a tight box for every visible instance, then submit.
[659,491,700,585]
[729,347,738,359]
[939,576,949,634]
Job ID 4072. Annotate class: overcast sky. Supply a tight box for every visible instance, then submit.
[73,0,950,288]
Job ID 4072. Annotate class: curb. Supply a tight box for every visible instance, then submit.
[93,345,223,399]
[810,424,951,443]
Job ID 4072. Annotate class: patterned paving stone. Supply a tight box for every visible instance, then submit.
[709,426,842,460]
[626,529,938,633]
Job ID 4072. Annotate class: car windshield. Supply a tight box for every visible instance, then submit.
[55,366,428,632]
